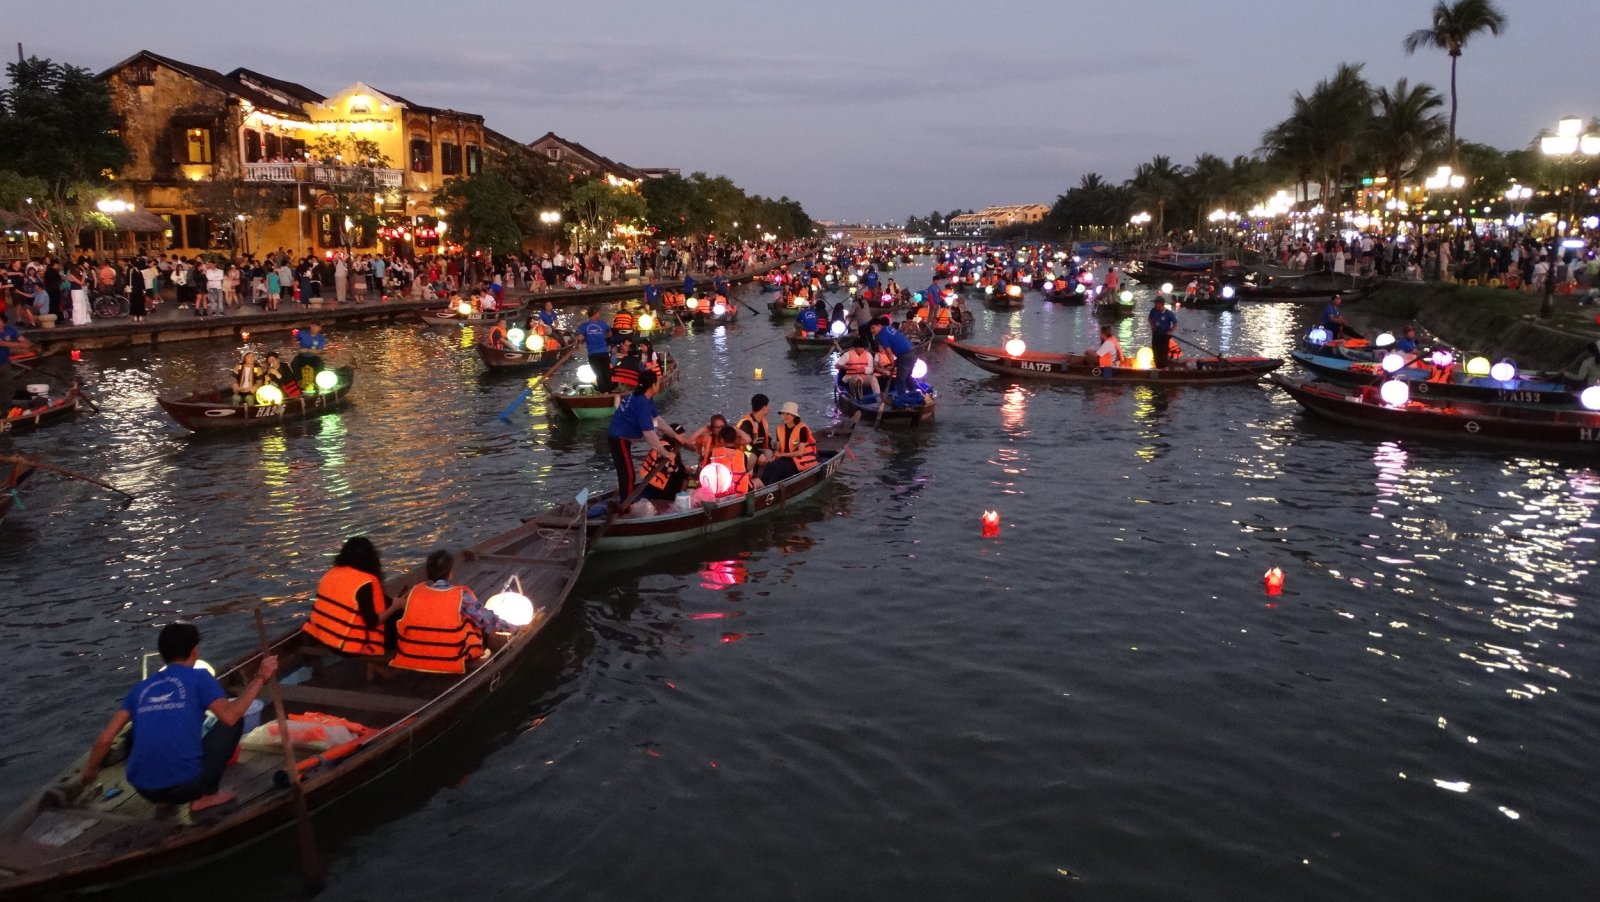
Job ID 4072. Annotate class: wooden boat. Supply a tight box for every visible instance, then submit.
[1138,252,1222,274]
[1228,279,1381,302]
[835,381,937,426]
[1272,374,1600,454]
[1,388,83,434]
[786,332,846,352]
[157,367,354,433]
[1041,286,1088,306]
[767,298,804,318]
[416,303,524,327]
[983,287,1025,309]
[1093,300,1135,319]
[680,300,739,326]
[929,308,974,338]
[475,336,575,372]
[948,341,1282,384]
[532,420,854,552]
[1174,293,1238,311]
[1288,348,1587,409]
[548,353,678,420]
[0,458,34,523]
[0,505,588,897]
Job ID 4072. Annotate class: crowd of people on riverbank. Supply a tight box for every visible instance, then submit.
[1247,231,1599,294]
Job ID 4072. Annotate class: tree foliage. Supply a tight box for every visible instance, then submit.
[434,170,524,257]
[309,135,392,248]
[1402,0,1508,161]
[183,179,292,254]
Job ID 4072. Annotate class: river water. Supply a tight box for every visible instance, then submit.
[1,265,1596,901]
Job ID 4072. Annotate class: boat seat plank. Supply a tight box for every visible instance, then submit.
[276,684,433,715]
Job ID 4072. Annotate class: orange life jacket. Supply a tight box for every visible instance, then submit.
[391,583,485,674]
[488,323,507,348]
[777,421,816,471]
[934,307,952,328]
[611,358,642,390]
[613,312,635,332]
[735,414,768,453]
[840,348,872,377]
[1098,338,1124,367]
[638,447,675,490]
[302,566,388,656]
[704,446,752,496]
[1168,339,1183,359]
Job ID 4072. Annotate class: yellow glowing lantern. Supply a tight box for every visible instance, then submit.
[577,364,598,386]
[686,297,700,310]
[1464,356,1491,377]
[637,313,655,331]
[1133,347,1155,369]
[254,384,285,406]
[485,590,535,627]
[315,370,338,391]
[456,300,472,317]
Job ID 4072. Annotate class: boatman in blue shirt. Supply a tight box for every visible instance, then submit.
[1148,295,1178,368]
[1322,293,1347,339]
[80,622,278,812]
[606,369,685,506]
[864,268,879,291]
[712,271,730,298]
[642,279,662,312]
[683,274,697,300]
[870,315,917,394]
[0,311,33,409]
[576,307,613,389]
[296,322,327,350]
[796,302,820,337]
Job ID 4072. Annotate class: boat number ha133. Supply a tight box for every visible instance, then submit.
[253,404,286,418]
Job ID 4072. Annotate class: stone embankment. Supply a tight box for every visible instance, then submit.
[1351,281,1599,369]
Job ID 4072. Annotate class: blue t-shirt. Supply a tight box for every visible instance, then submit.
[864,270,879,289]
[296,330,326,350]
[1148,308,1176,336]
[642,284,661,306]
[577,320,610,354]
[1322,304,1343,326]
[120,664,226,791]
[608,391,659,440]
[713,276,729,295]
[0,323,20,365]
[1396,336,1417,353]
[683,276,697,296]
[538,308,558,327]
[877,325,913,357]
[797,308,819,333]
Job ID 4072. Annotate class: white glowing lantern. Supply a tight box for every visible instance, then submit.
[713,302,727,316]
[1006,284,1022,298]
[911,359,928,380]
[984,285,994,295]
[1580,386,1600,411]
[1307,326,1331,344]
[1490,360,1516,382]
[485,591,535,627]
[254,384,285,406]
[524,333,544,352]
[637,313,655,331]
[1381,353,1405,373]
[577,364,598,386]
[1221,285,1235,299]
[315,370,338,391]
[1429,349,1454,368]
[1119,290,1133,304]
[456,300,473,317]
[1042,280,1055,292]
[1374,332,1395,348]
[1005,338,1026,357]
[506,327,526,347]
[1133,347,1154,369]
[1379,379,1410,407]
[848,274,858,285]
[700,461,733,494]
[1160,282,1174,295]
[686,297,700,310]
[1464,356,1491,377]
[829,320,847,338]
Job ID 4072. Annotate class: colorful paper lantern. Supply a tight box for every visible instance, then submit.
[254,384,285,406]
[1379,379,1410,407]
[1004,338,1026,357]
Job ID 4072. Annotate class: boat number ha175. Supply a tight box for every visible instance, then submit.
[253,404,286,418]
[1018,360,1055,372]
[1495,390,1542,403]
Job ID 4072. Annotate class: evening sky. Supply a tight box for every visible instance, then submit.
[8,0,1598,223]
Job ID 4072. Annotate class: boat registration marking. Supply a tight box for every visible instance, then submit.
[1464,421,1481,434]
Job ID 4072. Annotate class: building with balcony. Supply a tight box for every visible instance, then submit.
[948,204,1051,235]
[99,51,485,257]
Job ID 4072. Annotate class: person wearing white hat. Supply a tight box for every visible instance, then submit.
[760,401,817,484]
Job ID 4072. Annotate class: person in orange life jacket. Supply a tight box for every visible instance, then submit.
[609,337,644,391]
[576,307,613,389]
[612,305,636,335]
[1083,324,1125,367]
[607,368,685,504]
[685,413,735,463]
[836,337,880,398]
[637,420,689,501]
[391,550,519,675]
[487,320,508,350]
[760,401,817,483]
[795,302,820,337]
[735,393,773,470]
[637,338,664,380]
[870,316,917,393]
[81,621,279,812]
[700,424,758,495]
[303,536,393,656]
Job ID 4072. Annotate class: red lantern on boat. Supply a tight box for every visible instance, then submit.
[1264,567,1284,596]
[981,510,1000,537]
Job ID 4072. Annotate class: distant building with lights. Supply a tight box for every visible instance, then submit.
[948,204,1050,235]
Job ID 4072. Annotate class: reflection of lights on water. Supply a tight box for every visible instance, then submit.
[699,559,748,591]
[1000,385,1027,433]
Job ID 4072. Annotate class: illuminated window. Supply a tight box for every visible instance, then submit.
[409,138,432,173]
[349,95,372,114]
[185,128,212,164]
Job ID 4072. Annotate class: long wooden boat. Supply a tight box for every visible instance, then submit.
[785,331,849,352]
[929,308,974,338]
[156,367,355,433]
[548,353,678,420]
[767,298,804,318]
[1041,286,1088,306]
[0,505,588,897]
[1272,374,1600,454]
[1229,279,1380,302]
[475,336,575,372]
[1289,349,1586,409]
[948,341,1282,384]
[983,288,1025,309]
[835,383,937,426]
[1093,300,1135,319]
[1,389,83,434]
[417,303,524,327]
[532,419,854,552]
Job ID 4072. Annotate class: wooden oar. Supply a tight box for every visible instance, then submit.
[593,456,671,540]
[735,296,762,316]
[0,454,135,502]
[252,609,324,892]
[1170,333,1269,380]
[495,342,582,421]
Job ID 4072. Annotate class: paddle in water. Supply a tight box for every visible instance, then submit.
[496,342,581,421]
[253,609,324,891]
[1170,333,1270,380]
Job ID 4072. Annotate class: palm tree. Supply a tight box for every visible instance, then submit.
[1126,155,1188,235]
[1369,78,1447,185]
[1187,153,1233,227]
[1261,64,1371,216]
[1402,0,1507,164]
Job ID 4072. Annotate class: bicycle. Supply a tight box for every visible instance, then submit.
[91,294,130,319]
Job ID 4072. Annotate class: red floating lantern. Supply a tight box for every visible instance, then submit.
[1264,567,1285,596]
[239,331,251,342]
[70,349,82,362]
[981,510,1000,537]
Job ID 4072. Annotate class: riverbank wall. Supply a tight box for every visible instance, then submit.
[1351,281,1599,369]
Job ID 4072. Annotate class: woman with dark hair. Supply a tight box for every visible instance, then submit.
[302,536,393,656]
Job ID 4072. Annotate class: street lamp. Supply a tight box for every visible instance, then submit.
[1503,183,1532,234]
[1537,116,1598,317]
[539,210,561,252]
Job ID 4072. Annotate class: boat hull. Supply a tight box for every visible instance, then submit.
[949,342,1281,383]
[0,395,82,434]
[475,340,570,372]
[549,355,678,420]
[1289,350,1585,409]
[156,368,355,432]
